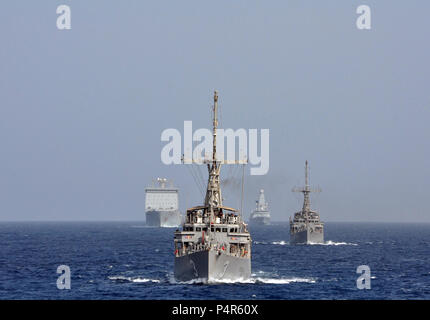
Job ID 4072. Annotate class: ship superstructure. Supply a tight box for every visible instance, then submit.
[174,91,252,282]
[145,178,182,227]
[289,161,324,244]
[249,189,270,225]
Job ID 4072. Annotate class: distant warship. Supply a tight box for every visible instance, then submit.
[249,189,270,225]
[174,91,252,282]
[145,178,182,227]
[289,161,324,244]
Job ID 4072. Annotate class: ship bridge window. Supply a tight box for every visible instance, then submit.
[230,243,238,254]
[203,227,208,232]
[196,227,201,232]
[211,227,214,232]
[222,228,227,232]
[216,228,221,232]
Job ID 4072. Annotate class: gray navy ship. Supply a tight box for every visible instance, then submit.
[249,189,270,225]
[289,161,324,244]
[174,90,252,282]
[145,178,182,227]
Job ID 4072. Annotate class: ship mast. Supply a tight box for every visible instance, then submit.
[302,160,311,212]
[292,160,321,216]
[204,90,222,218]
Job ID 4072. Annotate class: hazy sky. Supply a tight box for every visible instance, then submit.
[1,1,429,222]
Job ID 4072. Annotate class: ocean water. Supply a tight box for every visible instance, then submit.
[0,222,429,300]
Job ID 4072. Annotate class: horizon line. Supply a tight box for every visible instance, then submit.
[0,220,429,224]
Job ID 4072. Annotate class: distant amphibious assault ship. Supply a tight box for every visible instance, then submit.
[174,91,252,282]
[145,178,182,227]
[249,189,270,225]
[289,161,324,244]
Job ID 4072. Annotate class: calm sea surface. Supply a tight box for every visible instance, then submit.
[0,222,429,299]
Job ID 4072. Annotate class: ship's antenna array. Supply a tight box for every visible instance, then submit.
[204,90,222,217]
[292,160,321,213]
[181,91,247,201]
[184,162,206,198]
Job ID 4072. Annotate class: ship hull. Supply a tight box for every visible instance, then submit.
[249,216,270,226]
[290,227,324,245]
[174,249,251,282]
[146,210,181,227]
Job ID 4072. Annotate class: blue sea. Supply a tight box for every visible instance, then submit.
[0,222,429,300]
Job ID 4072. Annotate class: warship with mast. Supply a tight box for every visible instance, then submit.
[145,178,181,227]
[289,161,324,244]
[249,189,270,225]
[174,90,252,282]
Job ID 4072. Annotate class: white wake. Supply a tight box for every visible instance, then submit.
[169,274,315,285]
[108,275,160,283]
[255,240,357,246]
[209,277,316,284]
[309,240,358,246]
